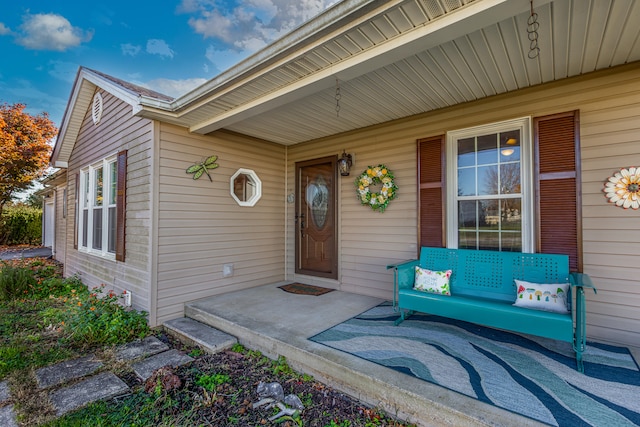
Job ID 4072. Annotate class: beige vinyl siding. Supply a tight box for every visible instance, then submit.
[155,124,285,324]
[287,63,640,347]
[54,182,67,262]
[65,90,153,317]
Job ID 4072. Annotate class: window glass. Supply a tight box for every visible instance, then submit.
[109,161,117,205]
[94,167,103,207]
[230,169,262,206]
[449,120,529,252]
[78,157,117,258]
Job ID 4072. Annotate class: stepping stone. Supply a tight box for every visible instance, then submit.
[116,336,169,361]
[164,317,237,354]
[50,371,128,416]
[132,349,193,381]
[35,355,103,389]
[0,380,9,402]
[0,404,17,427]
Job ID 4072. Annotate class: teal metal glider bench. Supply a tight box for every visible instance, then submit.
[388,247,596,372]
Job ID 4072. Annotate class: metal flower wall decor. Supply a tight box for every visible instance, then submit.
[186,155,219,182]
[603,167,640,210]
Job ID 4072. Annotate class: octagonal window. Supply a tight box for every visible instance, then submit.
[230,168,262,206]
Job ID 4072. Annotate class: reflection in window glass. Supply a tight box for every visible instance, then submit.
[455,128,522,251]
[230,169,262,207]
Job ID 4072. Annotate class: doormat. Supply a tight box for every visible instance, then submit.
[278,283,334,296]
[310,303,640,426]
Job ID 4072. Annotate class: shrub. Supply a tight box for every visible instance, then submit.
[0,205,42,245]
[62,287,150,347]
[0,264,37,300]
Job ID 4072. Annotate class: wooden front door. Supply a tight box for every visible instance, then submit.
[295,156,338,279]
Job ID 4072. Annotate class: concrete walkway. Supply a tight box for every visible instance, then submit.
[0,246,52,260]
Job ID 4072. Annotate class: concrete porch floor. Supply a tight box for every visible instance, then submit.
[184,282,547,427]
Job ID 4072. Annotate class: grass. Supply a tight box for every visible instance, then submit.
[0,258,151,425]
[0,257,415,427]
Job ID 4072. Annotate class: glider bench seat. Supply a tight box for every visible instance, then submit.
[388,247,596,372]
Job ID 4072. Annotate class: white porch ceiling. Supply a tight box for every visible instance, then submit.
[142,0,640,145]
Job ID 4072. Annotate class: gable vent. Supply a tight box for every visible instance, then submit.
[92,92,103,125]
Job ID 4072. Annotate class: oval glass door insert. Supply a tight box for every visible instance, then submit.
[306,176,329,229]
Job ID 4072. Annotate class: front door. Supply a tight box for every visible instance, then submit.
[295,156,338,279]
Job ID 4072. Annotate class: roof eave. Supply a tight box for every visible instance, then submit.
[51,68,152,167]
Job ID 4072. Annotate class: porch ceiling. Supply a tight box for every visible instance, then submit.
[141,0,640,145]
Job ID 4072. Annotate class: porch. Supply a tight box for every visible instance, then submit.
[179,282,551,426]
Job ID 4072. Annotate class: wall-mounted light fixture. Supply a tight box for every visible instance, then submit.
[338,150,353,176]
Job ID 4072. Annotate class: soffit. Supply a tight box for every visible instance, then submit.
[141,0,640,145]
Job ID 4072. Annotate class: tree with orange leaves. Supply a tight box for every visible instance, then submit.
[0,103,57,216]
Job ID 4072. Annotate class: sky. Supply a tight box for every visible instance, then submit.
[0,0,339,128]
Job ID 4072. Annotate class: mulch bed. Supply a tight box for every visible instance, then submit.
[123,333,413,427]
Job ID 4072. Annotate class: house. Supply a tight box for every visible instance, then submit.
[50,0,640,348]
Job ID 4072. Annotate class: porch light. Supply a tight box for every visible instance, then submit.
[338,150,353,176]
[501,148,515,156]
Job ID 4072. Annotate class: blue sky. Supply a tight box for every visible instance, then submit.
[0,0,337,128]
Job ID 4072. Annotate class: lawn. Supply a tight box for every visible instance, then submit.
[0,258,414,426]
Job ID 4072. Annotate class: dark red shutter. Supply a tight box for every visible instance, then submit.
[73,173,79,250]
[116,150,127,262]
[418,135,446,248]
[534,111,582,272]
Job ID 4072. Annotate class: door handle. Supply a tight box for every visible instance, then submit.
[296,213,305,237]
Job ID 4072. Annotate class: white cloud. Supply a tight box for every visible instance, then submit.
[137,77,208,98]
[146,39,175,59]
[0,23,11,35]
[16,13,93,51]
[121,43,141,57]
[181,0,337,55]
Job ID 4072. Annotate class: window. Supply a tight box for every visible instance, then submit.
[419,112,581,270]
[447,118,533,251]
[230,168,262,206]
[78,156,118,258]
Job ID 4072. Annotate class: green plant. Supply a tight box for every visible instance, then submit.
[195,372,230,392]
[231,342,245,353]
[0,264,37,300]
[324,421,351,427]
[276,410,303,426]
[0,204,42,245]
[188,347,203,357]
[62,286,150,347]
[272,355,294,376]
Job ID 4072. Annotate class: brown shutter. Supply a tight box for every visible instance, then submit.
[73,173,79,250]
[534,111,582,272]
[115,150,127,262]
[418,135,446,248]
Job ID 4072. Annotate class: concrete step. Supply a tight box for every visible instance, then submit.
[163,317,237,355]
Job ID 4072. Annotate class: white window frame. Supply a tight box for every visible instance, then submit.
[446,117,534,252]
[78,155,117,259]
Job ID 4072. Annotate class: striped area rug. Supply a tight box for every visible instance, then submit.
[310,303,640,426]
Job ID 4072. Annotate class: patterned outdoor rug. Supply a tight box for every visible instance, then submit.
[310,303,640,426]
[278,283,334,296]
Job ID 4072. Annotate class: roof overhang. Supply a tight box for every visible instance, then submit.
[136,0,640,146]
[51,68,148,168]
[53,0,640,154]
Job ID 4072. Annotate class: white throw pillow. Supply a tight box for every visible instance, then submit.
[414,266,452,296]
[513,280,570,314]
